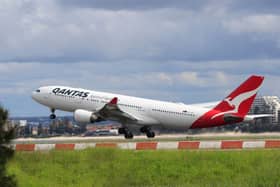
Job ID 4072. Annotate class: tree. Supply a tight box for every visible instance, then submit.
[0,105,17,187]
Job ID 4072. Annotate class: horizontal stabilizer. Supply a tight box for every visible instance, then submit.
[244,114,273,122]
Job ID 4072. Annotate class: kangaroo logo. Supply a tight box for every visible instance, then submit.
[211,86,260,120]
[223,97,235,109]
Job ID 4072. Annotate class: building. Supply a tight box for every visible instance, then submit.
[250,96,280,125]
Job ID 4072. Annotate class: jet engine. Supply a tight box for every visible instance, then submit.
[74,109,100,123]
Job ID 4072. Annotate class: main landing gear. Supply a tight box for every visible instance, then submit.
[118,126,155,139]
[118,127,134,139]
[50,108,56,119]
[140,126,155,138]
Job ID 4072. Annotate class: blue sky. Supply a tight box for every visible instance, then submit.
[0,0,280,117]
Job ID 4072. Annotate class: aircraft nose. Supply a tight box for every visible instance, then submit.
[31,88,41,101]
[31,91,38,101]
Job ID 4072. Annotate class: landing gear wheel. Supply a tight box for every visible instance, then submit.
[120,127,134,139]
[140,126,155,138]
[124,132,134,139]
[140,126,149,133]
[50,108,56,119]
[118,128,125,134]
[50,114,56,119]
[146,131,155,138]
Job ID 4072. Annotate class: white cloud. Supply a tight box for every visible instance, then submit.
[0,62,36,73]
[156,72,173,84]
[224,14,280,34]
[214,71,228,85]
[176,71,203,86]
[0,60,278,95]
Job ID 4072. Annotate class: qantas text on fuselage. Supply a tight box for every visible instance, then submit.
[32,75,270,139]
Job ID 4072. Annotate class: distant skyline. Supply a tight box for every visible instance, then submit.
[0,0,280,117]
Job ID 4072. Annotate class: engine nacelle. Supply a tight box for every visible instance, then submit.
[74,109,99,123]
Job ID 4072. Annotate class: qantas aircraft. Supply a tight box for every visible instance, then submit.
[32,75,269,139]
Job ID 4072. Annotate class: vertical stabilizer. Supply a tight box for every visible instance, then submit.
[191,75,264,128]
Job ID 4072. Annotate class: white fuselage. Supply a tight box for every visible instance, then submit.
[32,86,209,130]
[31,75,266,137]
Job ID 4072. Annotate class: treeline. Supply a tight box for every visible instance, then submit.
[0,105,17,187]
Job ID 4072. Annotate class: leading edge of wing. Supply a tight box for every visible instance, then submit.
[99,97,160,125]
[98,97,139,122]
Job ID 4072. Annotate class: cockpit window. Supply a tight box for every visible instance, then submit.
[36,89,40,93]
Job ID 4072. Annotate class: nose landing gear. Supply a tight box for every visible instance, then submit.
[50,108,56,119]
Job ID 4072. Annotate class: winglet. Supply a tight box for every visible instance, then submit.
[109,97,118,105]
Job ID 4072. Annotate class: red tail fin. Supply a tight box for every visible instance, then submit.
[191,75,264,128]
[213,75,264,117]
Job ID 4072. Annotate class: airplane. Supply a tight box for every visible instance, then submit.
[32,75,270,139]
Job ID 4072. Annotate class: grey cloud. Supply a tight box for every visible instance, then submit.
[58,0,280,13]
[57,0,210,11]
[230,0,280,14]
[0,1,280,63]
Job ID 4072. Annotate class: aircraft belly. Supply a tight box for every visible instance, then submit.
[155,114,194,130]
[51,98,75,112]
[46,95,78,112]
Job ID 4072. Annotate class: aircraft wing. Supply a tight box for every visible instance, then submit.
[96,97,139,122]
